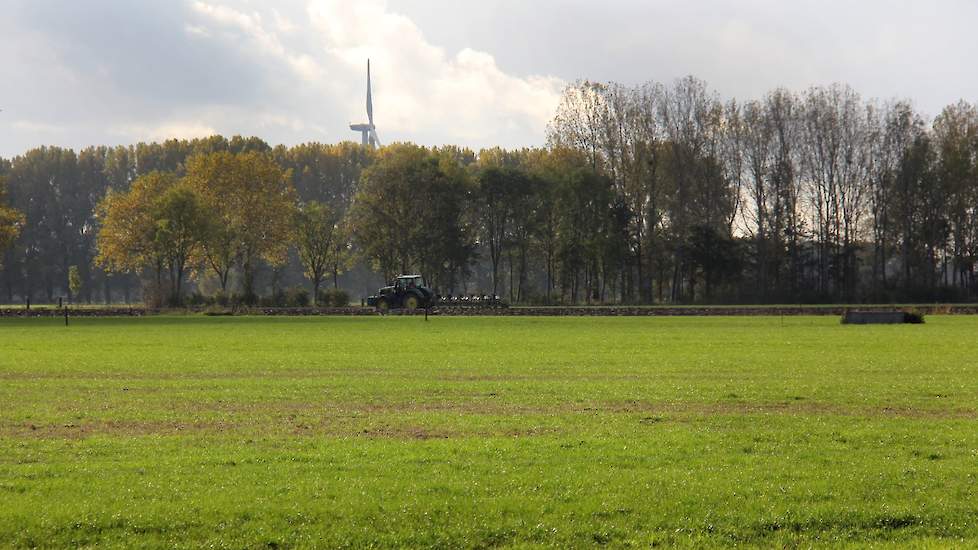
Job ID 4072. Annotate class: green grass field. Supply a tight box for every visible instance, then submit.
[2,316,977,548]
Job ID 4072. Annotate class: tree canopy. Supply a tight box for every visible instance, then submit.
[0,172,24,270]
[4,75,978,306]
[348,144,474,290]
[184,151,296,301]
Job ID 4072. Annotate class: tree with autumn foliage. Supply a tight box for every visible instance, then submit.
[96,172,175,292]
[293,200,343,304]
[0,175,24,269]
[348,144,475,291]
[96,172,210,305]
[184,151,297,302]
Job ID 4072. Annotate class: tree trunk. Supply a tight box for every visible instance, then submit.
[508,251,515,304]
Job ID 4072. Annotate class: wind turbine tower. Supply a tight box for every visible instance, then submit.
[350,60,381,147]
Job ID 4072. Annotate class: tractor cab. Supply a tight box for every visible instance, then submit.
[395,275,425,291]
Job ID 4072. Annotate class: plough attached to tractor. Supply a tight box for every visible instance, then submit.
[436,294,508,308]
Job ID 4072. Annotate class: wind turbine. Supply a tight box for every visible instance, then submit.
[349,60,381,147]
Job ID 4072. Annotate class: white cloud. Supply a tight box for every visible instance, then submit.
[11,120,65,134]
[150,122,219,142]
[0,0,566,155]
[13,1,975,158]
[187,0,564,147]
[178,0,565,148]
[190,1,324,83]
[305,0,565,145]
[271,9,297,34]
[112,121,219,143]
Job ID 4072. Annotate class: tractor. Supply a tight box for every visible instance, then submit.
[366,275,436,312]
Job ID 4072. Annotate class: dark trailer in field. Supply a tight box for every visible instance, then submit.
[841,310,925,324]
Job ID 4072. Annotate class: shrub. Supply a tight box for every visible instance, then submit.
[285,287,311,308]
[203,304,234,316]
[254,288,310,308]
[141,281,165,308]
[241,291,259,306]
[258,290,286,308]
[318,288,350,307]
[214,292,230,307]
[904,309,926,324]
[187,292,211,307]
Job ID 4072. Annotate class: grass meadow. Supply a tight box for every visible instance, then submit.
[1,315,977,548]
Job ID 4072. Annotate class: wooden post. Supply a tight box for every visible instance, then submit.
[64,305,68,327]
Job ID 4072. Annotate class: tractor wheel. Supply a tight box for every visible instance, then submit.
[403,295,420,310]
[376,299,390,314]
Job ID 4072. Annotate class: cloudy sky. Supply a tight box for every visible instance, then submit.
[2,0,977,158]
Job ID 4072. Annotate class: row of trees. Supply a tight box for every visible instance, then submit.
[0,138,373,304]
[96,152,297,305]
[548,78,978,303]
[91,143,609,306]
[1,77,977,305]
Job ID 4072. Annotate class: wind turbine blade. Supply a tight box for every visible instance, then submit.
[370,128,382,148]
[366,59,374,126]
